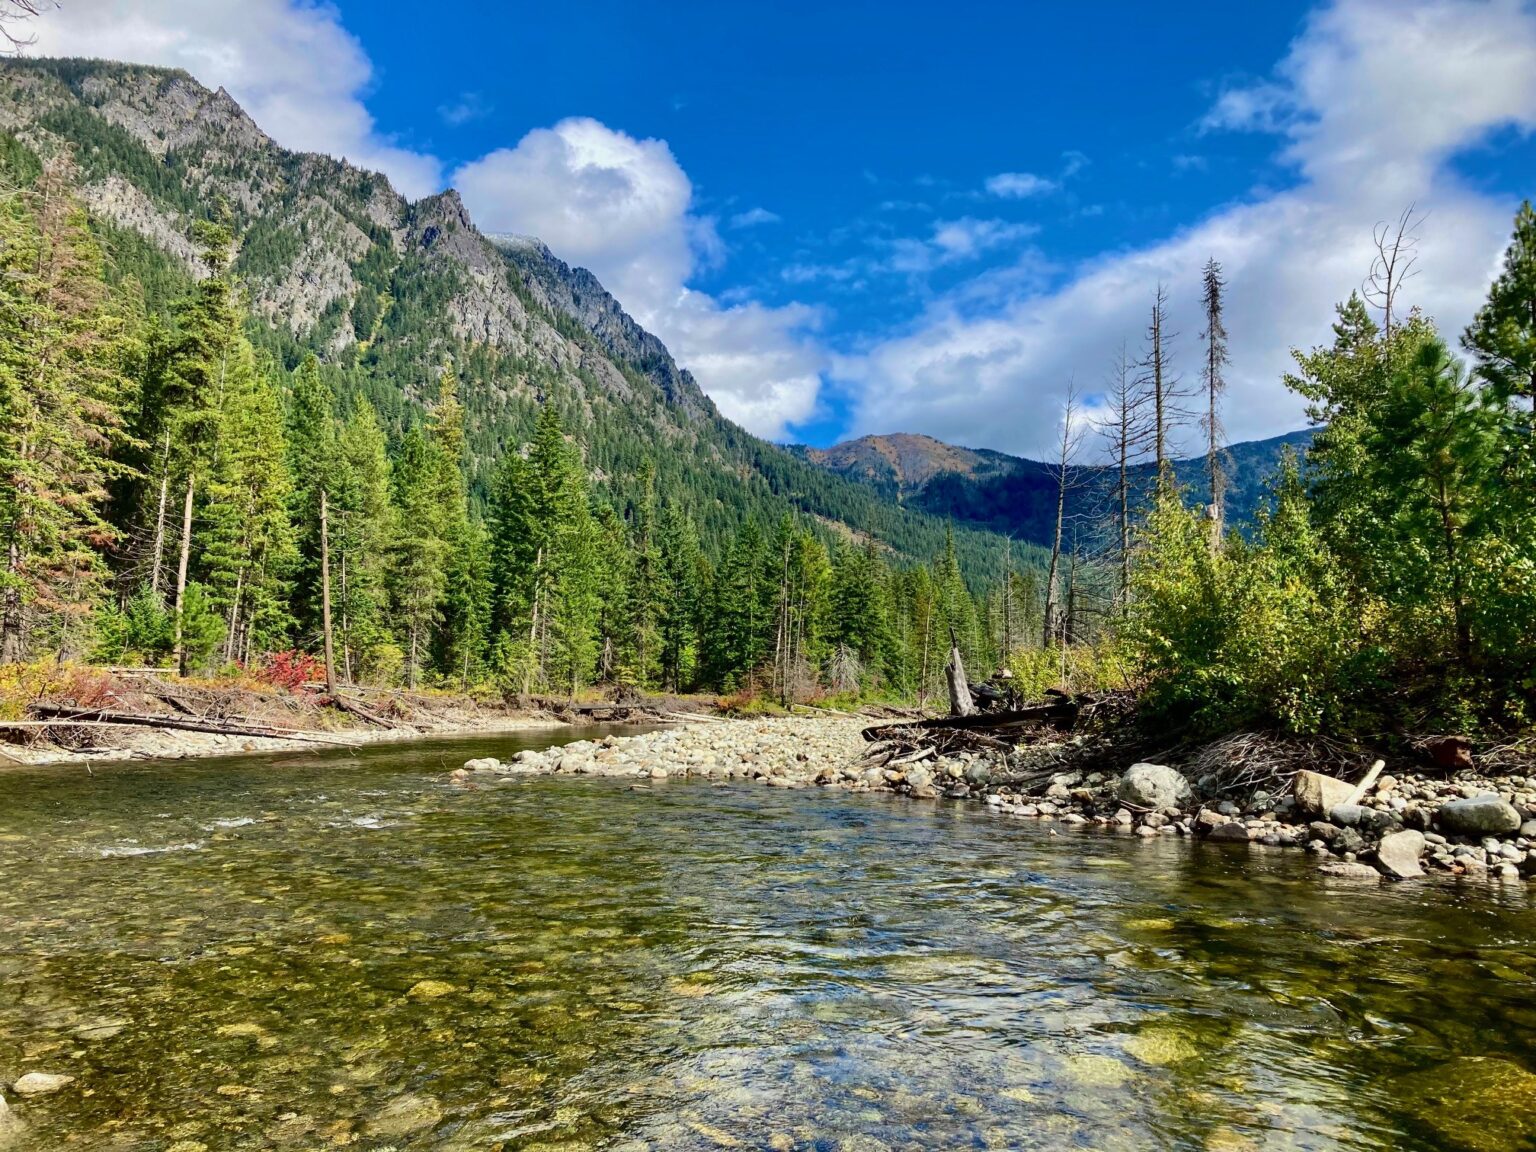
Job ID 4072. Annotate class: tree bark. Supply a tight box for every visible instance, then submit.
[172,472,195,677]
[320,488,336,695]
[945,637,975,717]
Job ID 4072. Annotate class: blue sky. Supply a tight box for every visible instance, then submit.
[34,0,1536,456]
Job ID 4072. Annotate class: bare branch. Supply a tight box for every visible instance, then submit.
[0,1,54,54]
[1363,203,1427,339]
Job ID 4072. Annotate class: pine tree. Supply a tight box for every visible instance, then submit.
[1464,200,1536,415]
[332,401,395,682]
[0,158,134,662]
[656,502,703,691]
[388,428,447,688]
[285,352,336,643]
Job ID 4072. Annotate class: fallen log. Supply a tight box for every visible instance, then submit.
[22,705,364,748]
[861,698,1079,742]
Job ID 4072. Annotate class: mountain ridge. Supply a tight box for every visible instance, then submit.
[796,429,1316,544]
[0,55,1025,576]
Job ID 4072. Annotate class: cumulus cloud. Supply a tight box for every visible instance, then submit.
[29,0,443,199]
[839,0,1536,458]
[455,118,825,438]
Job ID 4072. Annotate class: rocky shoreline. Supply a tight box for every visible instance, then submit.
[459,717,1536,884]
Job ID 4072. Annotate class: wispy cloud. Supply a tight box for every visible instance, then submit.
[439,91,493,126]
[984,171,1058,199]
[728,206,781,228]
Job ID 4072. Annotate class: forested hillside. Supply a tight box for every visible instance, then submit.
[0,57,1017,573]
[0,56,1044,701]
[800,430,1316,545]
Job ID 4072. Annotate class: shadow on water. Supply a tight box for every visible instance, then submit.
[2,729,1535,1149]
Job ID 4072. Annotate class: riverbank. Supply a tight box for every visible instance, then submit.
[460,717,1536,884]
[0,666,582,768]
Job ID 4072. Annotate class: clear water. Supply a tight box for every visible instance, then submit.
[3,731,1536,1151]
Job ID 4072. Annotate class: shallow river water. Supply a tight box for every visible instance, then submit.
[4,730,1536,1151]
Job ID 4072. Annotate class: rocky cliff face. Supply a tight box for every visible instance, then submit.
[0,56,1010,571]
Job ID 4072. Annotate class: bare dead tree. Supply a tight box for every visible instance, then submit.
[1097,340,1151,614]
[1364,204,1426,340]
[1042,382,1085,649]
[1,1,52,54]
[1139,283,1186,477]
[1200,257,1230,542]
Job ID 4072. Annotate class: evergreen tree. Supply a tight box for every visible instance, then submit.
[285,352,336,642]
[388,428,447,687]
[0,158,133,662]
[1464,200,1536,415]
[332,401,395,682]
[656,502,703,691]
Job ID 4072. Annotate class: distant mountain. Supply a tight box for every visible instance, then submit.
[0,57,1025,574]
[797,429,1316,545]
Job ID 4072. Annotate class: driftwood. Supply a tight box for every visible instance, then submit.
[945,641,975,717]
[861,698,1079,742]
[1341,758,1387,808]
[22,705,364,747]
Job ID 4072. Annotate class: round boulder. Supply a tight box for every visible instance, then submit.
[1117,763,1193,810]
[1438,795,1522,837]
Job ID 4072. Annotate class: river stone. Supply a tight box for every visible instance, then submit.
[1397,1058,1536,1152]
[1117,764,1192,809]
[12,1073,73,1097]
[1375,829,1425,879]
[367,1093,443,1138]
[1206,822,1251,843]
[1318,861,1381,881]
[406,980,456,1000]
[1439,795,1522,836]
[1293,770,1355,817]
[1329,803,1394,832]
[463,757,499,772]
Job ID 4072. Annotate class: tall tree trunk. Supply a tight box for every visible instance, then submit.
[150,430,170,600]
[0,533,22,665]
[172,472,195,677]
[523,548,543,697]
[320,488,336,695]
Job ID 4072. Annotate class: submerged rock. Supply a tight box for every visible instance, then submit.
[366,1092,443,1138]
[1398,1057,1536,1152]
[406,980,456,1000]
[12,1073,73,1097]
[1439,795,1522,836]
[1318,861,1381,881]
[1117,764,1192,809]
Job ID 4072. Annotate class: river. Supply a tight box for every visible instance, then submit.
[2,729,1536,1151]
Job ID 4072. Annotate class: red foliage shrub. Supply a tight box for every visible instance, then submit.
[253,651,322,692]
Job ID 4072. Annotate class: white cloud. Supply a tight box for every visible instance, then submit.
[728,206,781,228]
[984,171,1058,198]
[455,118,825,438]
[839,0,1536,458]
[29,0,443,199]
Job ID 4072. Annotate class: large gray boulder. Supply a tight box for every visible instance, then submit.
[1117,763,1193,809]
[1294,770,1355,817]
[1375,829,1426,879]
[1439,795,1522,836]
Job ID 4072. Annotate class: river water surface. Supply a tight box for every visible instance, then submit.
[4,730,1536,1151]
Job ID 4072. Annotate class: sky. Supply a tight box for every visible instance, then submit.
[27,0,1536,457]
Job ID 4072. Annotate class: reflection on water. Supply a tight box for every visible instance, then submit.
[2,729,1536,1150]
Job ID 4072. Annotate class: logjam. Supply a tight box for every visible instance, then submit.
[24,705,363,747]
[861,697,1079,742]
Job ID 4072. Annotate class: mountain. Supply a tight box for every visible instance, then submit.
[0,57,1027,575]
[798,429,1316,545]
